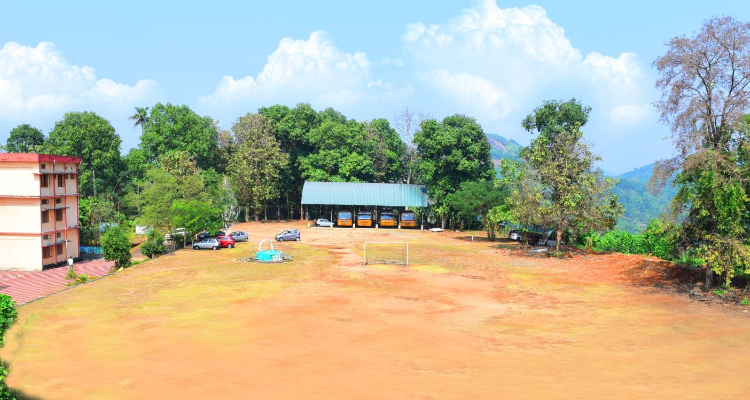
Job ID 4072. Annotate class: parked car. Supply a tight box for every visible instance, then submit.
[315,218,333,227]
[275,229,300,241]
[509,230,520,241]
[197,231,226,240]
[216,235,236,248]
[546,239,566,247]
[230,231,248,242]
[193,238,220,250]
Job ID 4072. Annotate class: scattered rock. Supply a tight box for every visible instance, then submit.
[689,288,708,302]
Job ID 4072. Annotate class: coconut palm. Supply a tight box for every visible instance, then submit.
[128,107,150,134]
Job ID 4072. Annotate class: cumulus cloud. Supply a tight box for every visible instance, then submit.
[0,41,161,120]
[402,0,653,134]
[199,31,393,108]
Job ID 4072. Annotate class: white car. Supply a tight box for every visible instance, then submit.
[315,218,333,227]
[509,230,520,241]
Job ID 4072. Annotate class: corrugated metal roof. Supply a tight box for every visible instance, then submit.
[301,182,428,207]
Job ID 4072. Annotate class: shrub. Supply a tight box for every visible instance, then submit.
[640,219,678,260]
[595,230,645,254]
[101,226,132,268]
[140,230,168,259]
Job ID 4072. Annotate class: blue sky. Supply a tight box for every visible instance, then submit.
[1,0,748,174]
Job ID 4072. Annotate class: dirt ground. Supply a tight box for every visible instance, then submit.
[3,221,750,399]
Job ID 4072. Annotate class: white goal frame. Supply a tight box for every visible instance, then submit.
[363,242,409,266]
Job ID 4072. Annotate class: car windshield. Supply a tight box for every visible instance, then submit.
[381,213,395,220]
[358,212,372,219]
[338,212,352,219]
[401,213,415,221]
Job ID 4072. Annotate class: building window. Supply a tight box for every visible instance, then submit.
[41,175,49,187]
[56,244,63,255]
[43,234,50,240]
[55,198,62,204]
[57,176,65,187]
[68,173,75,179]
[43,247,51,259]
[56,233,62,239]
[41,164,47,170]
[41,199,49,205]
[41,211,49,223]
[55,209,64,222]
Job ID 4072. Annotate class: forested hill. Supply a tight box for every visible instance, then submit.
[612,164,677,233]
[486,133,676,234]
[486,133,522,161]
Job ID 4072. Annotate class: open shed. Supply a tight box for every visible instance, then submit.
[301,181,428,227]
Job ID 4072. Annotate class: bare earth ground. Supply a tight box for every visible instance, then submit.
[3,222,750,399]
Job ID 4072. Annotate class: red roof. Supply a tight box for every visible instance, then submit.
[0,153,82,164]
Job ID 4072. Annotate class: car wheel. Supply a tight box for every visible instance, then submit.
[193,246,199,250]
[296,237,300,241]
[278,237,283,241]
[228,244,234,248]
[212,246,218,250]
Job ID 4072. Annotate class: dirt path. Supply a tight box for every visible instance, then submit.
[2,222,750,399]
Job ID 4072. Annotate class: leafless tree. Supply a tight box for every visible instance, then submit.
[393,107,431,184]
[651,16,750,190]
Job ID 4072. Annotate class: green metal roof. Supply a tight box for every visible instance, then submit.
[301,181,428,207]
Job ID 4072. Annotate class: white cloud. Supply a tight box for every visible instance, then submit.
[419,69,510,121]
[402,0,653,135]
[0,41,161,120]
[608,104,655,126]
[381,56,404,67]
[199,31,382,107]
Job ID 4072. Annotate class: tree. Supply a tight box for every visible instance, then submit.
[414,114,494,227]
[101,226,131,269]
[652,16,750,287]
[140,230,168,259]
[448,180,508,240]
[5,124,44,153]
[79,197,119,245]
[394,107,430,184]
[128,106,149,134]
[519,99,622,251]
[44,112,125,198]
[365,118,406,183]
[139,103,220,171]
[228,113,289,222]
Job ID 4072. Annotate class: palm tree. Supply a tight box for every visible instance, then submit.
[128,107,149,134]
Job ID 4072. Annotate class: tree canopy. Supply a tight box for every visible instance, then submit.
[5,124,44,153]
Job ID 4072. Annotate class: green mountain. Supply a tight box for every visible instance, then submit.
[485,133,676,234]
[612,164,677,233]
[486,133,522,162]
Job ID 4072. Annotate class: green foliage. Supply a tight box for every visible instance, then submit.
[511,99,623,250]
[640,219,678,260]
[78,198,119,246]
[65,266,91,286]
[101,226,131,268]
[595,230,645,254]
[0,295,17,348]
[741,298,749,306]
[171,199,223,238]
[548,250,565,258]
[139,103,220,171]
[140,230,168,259]
[228,113,289,222]
[44,112,124,198]
[5,124,44,153]
[448,180,508,240]
[415,114,494,225]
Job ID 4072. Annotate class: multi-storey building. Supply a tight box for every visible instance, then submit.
[0,153,82,271]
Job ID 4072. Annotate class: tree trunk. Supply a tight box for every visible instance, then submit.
[556,229,562,252]
[244,206,250,223]
[300,202,304,221]
[705,266,714,289]
[264,202,268,221]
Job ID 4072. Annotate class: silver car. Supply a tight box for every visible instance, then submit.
[230,231,248,242]
[315,218,333,227]
[193,238,220,250]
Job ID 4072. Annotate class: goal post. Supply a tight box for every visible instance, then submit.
[363,242,409,266]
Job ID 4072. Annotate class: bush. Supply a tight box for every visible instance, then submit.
[595,230,645,254]
[640,219,678,260]
[101,226,132,268]
[140,231,168,259]
[0,295,16,348]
